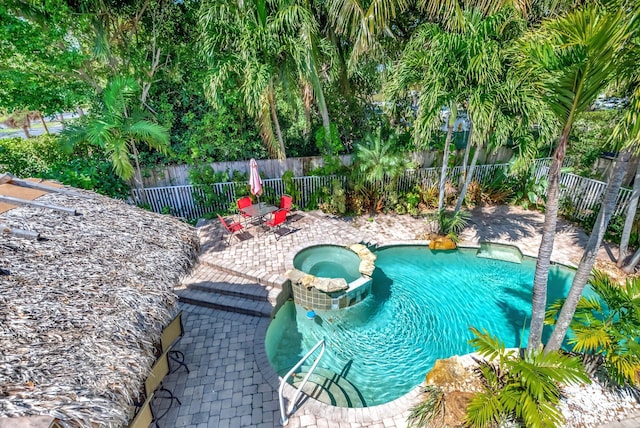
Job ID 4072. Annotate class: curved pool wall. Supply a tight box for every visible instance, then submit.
[269,244,579,408]
[288,244,375,310]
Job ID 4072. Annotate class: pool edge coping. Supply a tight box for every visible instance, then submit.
[262,239,579,424]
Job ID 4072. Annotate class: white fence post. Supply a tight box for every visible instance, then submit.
[130,159,632,221]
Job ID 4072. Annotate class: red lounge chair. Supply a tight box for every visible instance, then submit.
[237,196,252,224]
[264,208,289,240]
[217,213,244,244]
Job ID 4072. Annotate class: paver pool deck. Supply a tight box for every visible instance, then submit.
[158,206,639,428]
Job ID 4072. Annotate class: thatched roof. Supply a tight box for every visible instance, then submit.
[0,182,198,427]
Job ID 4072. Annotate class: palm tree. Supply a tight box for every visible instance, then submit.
[618,162,640,268]
[616,65,640,269]
[517,5,634,353]
[385,14,468,211]
[353,129,408,213]
[63,77,169,191]
[449,8,553,214]
[465,327,589,428]
[388,7,541,213]
[199,0,328,160]
[325,0,535,67]
[545,271,640,385]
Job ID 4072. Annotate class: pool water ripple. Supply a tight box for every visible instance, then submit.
[266,246,577,407]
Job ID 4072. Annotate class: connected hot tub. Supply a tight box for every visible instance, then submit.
[286,244,376,310]
[293,245,361,283]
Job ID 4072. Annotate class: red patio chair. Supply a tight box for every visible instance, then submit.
[263,208,289,240]
[279,194,293,213]
[237,196,252,224]
[217,213,244,244]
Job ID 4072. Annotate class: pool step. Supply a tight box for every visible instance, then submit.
[289,366,366,408]
[177,263,277,317]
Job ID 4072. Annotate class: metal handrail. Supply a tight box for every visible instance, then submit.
[278,339,326,425]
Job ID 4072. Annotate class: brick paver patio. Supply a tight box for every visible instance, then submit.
[157,206,638,427]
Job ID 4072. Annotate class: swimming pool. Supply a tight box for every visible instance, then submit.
[266,245,577,407]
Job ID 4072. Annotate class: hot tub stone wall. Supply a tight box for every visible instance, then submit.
[288,278,372,310]
[285,243,377,310]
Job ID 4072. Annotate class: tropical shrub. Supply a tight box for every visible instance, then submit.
[465,328,589,428]
[318,178,347,215]
[44,157,129,199]
[407,385,445,427]
[0,135,66,177]
[545,271,640,385]
[352,129,409,213]
[281,170,300,208]
[426,209,471,242]
[0,135,129,198]
[189,165,248,213]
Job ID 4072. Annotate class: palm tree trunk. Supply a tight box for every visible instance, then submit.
[454,142,480,214]
[38,112,50,134]
[545,149,631,352]
[268,83,286,160]
[527,127,570,352]
[458,123,473,192]
[328,26,352,97]
[623,246,640,273]
[308,53,331,137]
[438,105,457,211]
[302,83,313,141]
[617,162,640,267]
[129,139,148,205]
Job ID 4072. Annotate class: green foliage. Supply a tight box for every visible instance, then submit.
[0,135,66,177]
[353,129,409,213]
[281,170,300,207]
[545,271,640,386]
[407,385,445,428]
[466,328,590,428]
[318,178,347,215]
[0,134,129,198]
[315,123,344,175]
[427,209,471,241]
[0,2,93,114]
[63,77,169,183]
[567,110,619,177]
[189,164,246,212]
[43,157,129,199]
[508,164,548,210]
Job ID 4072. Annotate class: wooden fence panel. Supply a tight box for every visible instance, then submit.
[140,148,516,187]
[131,159,633,222]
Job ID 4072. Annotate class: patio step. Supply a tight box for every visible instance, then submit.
[176,288,274,317]
[177,264,277,317]
[200,258,287,290]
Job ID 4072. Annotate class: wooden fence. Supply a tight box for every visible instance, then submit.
[132,159,538,218]
[131,158,632,221]
[140,147,515,187]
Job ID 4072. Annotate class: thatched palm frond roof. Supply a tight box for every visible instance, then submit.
[0,187,198,427]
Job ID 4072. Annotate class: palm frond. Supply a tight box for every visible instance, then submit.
[469,327,505,362]
[127,121,169,153]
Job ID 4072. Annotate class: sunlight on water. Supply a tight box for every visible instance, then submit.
[267,246,576,407]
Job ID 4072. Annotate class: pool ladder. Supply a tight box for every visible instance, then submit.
[278,339,326,425]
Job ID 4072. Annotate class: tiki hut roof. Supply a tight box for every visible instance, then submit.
[0,179,199,427]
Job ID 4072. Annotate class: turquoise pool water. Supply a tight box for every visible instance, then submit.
[266,246,576,407]
[293,245,361,283]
